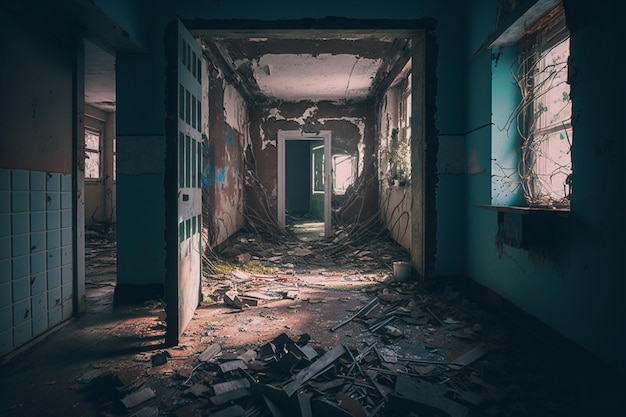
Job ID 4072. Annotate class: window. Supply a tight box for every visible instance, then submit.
[85,128,101,180]
[518,6,571,208]
[332,154,355,194]
[312,144,324,193]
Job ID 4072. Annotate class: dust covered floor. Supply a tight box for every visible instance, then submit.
[0,227,624,417]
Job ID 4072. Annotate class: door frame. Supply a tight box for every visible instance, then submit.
[277,130,332,237]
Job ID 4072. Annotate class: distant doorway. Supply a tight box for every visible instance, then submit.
[277,130,331,238]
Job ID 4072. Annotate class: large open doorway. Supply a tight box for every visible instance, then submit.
[278,131,332,239]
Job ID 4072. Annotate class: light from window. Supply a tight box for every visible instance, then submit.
[519,11,571,208]
[85,128,101,180]
[312,145,324,193]
[333,154,355,194]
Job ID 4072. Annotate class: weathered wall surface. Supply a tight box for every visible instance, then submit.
[248,101,375,230]
[466,0,626,375]
[205,65,247,248]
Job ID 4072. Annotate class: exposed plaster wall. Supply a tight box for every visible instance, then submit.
[378,89,412,250]
[205,66,247,248]
[248,101,375,228]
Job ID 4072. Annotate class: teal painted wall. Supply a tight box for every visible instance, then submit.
[99,0,626,376]
[98,0,472,286]
[466,0,626,375]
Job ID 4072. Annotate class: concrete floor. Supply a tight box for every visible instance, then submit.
[0,229,625,417]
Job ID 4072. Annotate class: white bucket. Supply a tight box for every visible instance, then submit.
[393,261,412,282]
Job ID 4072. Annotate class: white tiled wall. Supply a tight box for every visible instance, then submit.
[0,168,73,356]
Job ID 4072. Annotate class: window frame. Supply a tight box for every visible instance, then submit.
[84,126,102,181]
[518,5,572,209]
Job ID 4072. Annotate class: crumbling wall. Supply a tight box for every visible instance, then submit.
[378,89,412,250]
[204,64,247,248]
[247,101,378,236]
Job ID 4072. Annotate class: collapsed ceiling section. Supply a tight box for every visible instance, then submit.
[201,36,409,104]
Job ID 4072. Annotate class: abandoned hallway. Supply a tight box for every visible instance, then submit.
[2,0,626,416]
[0,228,625,417]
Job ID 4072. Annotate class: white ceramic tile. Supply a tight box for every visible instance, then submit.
[0,214,9,237]
[0,191,9,213]
[12,277,30,303]
[30,191,46,212]
[31,292,46,317]
[0,237,10,260]
[30,232,45,253]
[30,212,45,232]
[30,171,46,191]
[47,287,61,310]
[30,251,46,275]
[61,174,72,192]
[46,230,60,250]
[11,170,29,191]
[61,246,72,267]
[46,192,60,210]
[11,213,29,235]
[48,306,62,327]
[0,260,10,284]
[47,249,60,270]
[46,173,60,191]
[46,211,60,230]
[61,228,71,246]
[61,210,72,228]
[0,169,10,191]
[13,320,32,347]
[12,297,30,326]
[0,283,10,307]
[11,255,29,279]
[61,265,72,285]
[62,301,72,321]
[0,329,12,356]
[0,306,10,332]
[61,192,72,210]
[11,234,29,257]
[30,273,46,295]
[47,267,61,289]
[11,192,28,213]
[32,312,48,337]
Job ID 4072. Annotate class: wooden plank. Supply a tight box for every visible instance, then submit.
[209,388,251,406]
[220,360,247,373]
[283,345,346,397]
[199,344,222,362]
[120,387,156,409]
[213,378,251,396]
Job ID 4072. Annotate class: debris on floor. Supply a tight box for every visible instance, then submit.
[3,227,626,417]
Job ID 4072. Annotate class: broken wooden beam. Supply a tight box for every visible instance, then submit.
[330,298,379,332]
[283,345,347,397]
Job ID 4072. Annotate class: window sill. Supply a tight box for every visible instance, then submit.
[476,204,569,218]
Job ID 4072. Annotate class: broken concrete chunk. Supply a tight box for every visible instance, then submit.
[150,351,171,367]
[76,369,105,384]
[183,383,209,397]
[224,290,244,308]
[120,387,156,409]
[283,345,347,397]
[219,359,247,373]
[237,349,258,363]
[198,344,222,362]
[209,388,251,406]
[212,378,251,396]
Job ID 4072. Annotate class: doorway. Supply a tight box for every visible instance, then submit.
[278,130,332,239]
